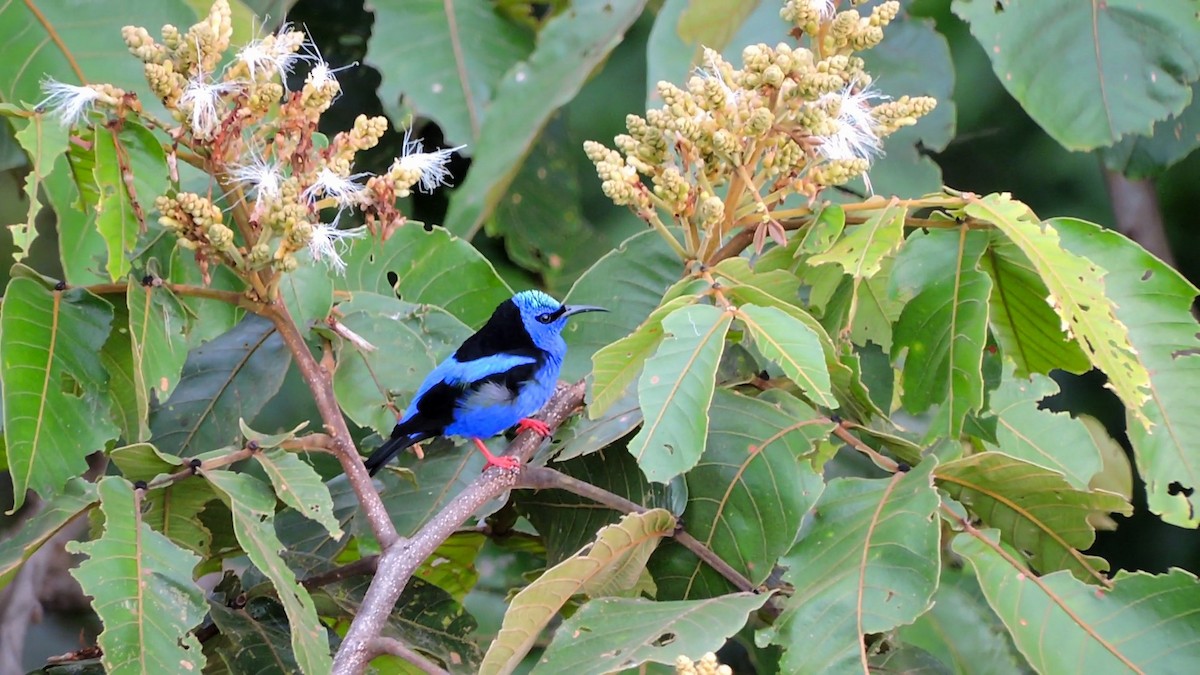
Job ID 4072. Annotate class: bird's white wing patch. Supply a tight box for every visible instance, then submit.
[460,381,517,410]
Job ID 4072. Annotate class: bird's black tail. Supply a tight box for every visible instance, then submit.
[364,427,431,476]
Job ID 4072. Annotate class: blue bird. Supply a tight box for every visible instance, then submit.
[364,290,606,475]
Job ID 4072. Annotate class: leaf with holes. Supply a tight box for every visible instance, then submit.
[650,390,829,600]
[955,529,1200,672]
[1053,217,1200,527]
[808,202,907,279]
[535,592,770,674]
[207,597,300,674]
[66,477,207,674]
[253,450,343,540]
[203,470,332,675]
[480,509,676,675]
[936,452,1130,582]
[0,478,97,591]
[374,440,490,538]
[764,461,940,674]
[6,113,69,261]
[1101,82,1200,178]
[738,304,835,409]
[964,194,1150,426]
[109,442,216,555]
[2,278,117,511]
[628,304,731,483]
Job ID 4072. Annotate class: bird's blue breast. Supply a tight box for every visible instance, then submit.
[443,355,562,438]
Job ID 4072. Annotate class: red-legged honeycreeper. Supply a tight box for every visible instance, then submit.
[363,290,606,475]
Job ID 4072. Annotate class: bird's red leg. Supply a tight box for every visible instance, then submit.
[516,418,551,437]
[472,438,521,470]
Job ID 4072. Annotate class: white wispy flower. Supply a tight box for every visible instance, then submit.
[179,74,240,139]
[300,38,357,93]
[392,130,464,192]
[816,83,885,163]
[227,151,284,205]
[308,213,365,273]
[812,0,837,20]
[38,79,101,126]
[302,167,369,206]
[236,22,310,84]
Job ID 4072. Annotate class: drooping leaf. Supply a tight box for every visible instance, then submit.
[149,314,289,457]
[953,0,1200,151]
[964,194,1151,426]
[253,449,343,540]
[276,474,358,561]
[651,390,829,600]
[738,304,835,409]
[109,442,216,555]
[812,258,904,351]
[66,477,207,674]
[955,530,1200,673]
[535,592,770,674]
[7,112,69,261]
[127,281,189,432]
[208,597,300,675]
[808,202,907,279]
[203,470,332,675]
[550,387,642,462]
[335,224,511,328]
[627,304,731,483]
[0,478,97,590]
[986,366,1103,490]
[443,0,650,238]
[92,127,138,281]
[1101,82,1200,178]
[49,126,108,285]
[2,278,117,511]
[890,228,991,438]
[1052,217,1200,528]
[936,452,1131,582]
[480,509,676,675]
[366,0,533,146]
[764,461,940,674]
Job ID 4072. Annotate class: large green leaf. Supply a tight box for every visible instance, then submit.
[49,130,108,285]
[808,202,906,279]
[738,304,835,409]
[374,440,489,538]
[563,229,683,381]
[986,366,1103,490]
[765,461,941,674]
[279,251,334,333]
[6,112,69,261]
[93,124,167,281]
[335,224,511,328]
[208,597,300,674]
[955,530,1200,673]
[127,281,188,438]
[651,390,829,600]
[204,469,332,675]
[149,314,289,456]
[109,442,216,555]
[66,477,207,674]
[0,477,97,590]
[964,194,1150,425]
[169,251,245,349]
[535,593,770,674]
[936,452,1130,582]
[480,509,676,675]
[953,0,1200,150]
[550,384,641,462]
[1102,82,1200,178]
[331,293,472,436]
[891,228,991,438]
[253,449,343,540]
[444,0,649,238]
[627,304,731,483]
[1052,217,1200,528]
[2,278,116,510]
[366,0,533,146]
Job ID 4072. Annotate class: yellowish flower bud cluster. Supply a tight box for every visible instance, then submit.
[156,193,236,259]
[328,115,389,172]
[675,652,732,675]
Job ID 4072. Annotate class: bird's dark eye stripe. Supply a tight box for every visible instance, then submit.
[537,306,567,324]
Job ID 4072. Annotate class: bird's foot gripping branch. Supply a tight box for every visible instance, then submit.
[3,1,1200,675]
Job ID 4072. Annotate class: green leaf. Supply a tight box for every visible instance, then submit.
[986,366,1103,490]
[891,228,991,438]
[550,387,642,462]
[7,113,69,261]
[808,202,906,279]
[93,125,159,281]
[1052,217,1200,527]
[335,224,511,328]
[128,281,188,429]
[208,597,300,674]
[812,259,904,351]
[169,251,245,349]
[0,477,97,591]
[444,0,649,238]
[149,315,289,456]
[203,469,332,675]
[1101,82,1200,178]
[366,0,533,145]
[253,449,343,540]
[276,474,359,561]
[628,304,731,483]
[563,229,684,381]
[651,390,828,600]
[936,452,1131,582]
[66,477,207,674]
[415,532,486,602]
[48,132,108,285]
[955,530,1200,673]
[535,592,770,674]
[797,204,846,256]
[99,299,145,443]
[589,294,697,418]
[964,194,1151,426]
[2,279,117,511]
[676,0,759,52]
[331,294,472,436]
[978,231,1090,376]
[109,442,216,555]
[480,509,676,675]
[374,442,490,538]
[953,0,1200,150]
[738,304,835,409]
[280,251,334,333]
[897,562,1032,675]
[764,460,941,674]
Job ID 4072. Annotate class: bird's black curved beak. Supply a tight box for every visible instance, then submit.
[563,304,608,318]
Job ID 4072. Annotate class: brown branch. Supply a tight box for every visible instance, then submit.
[301,555,379,590]
[368,638,450,675]
[84,280,249,306]
[145,446,253,490]
[1102,168,1176,268]
[331,381,587,674]
[517,466,755,593]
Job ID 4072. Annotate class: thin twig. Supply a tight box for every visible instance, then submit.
[85,280,248,306]
[301,555,379,590]
[144,446,253,490]
[331,382,587,675]
[368,637,450,675]
[831,423,899,473]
